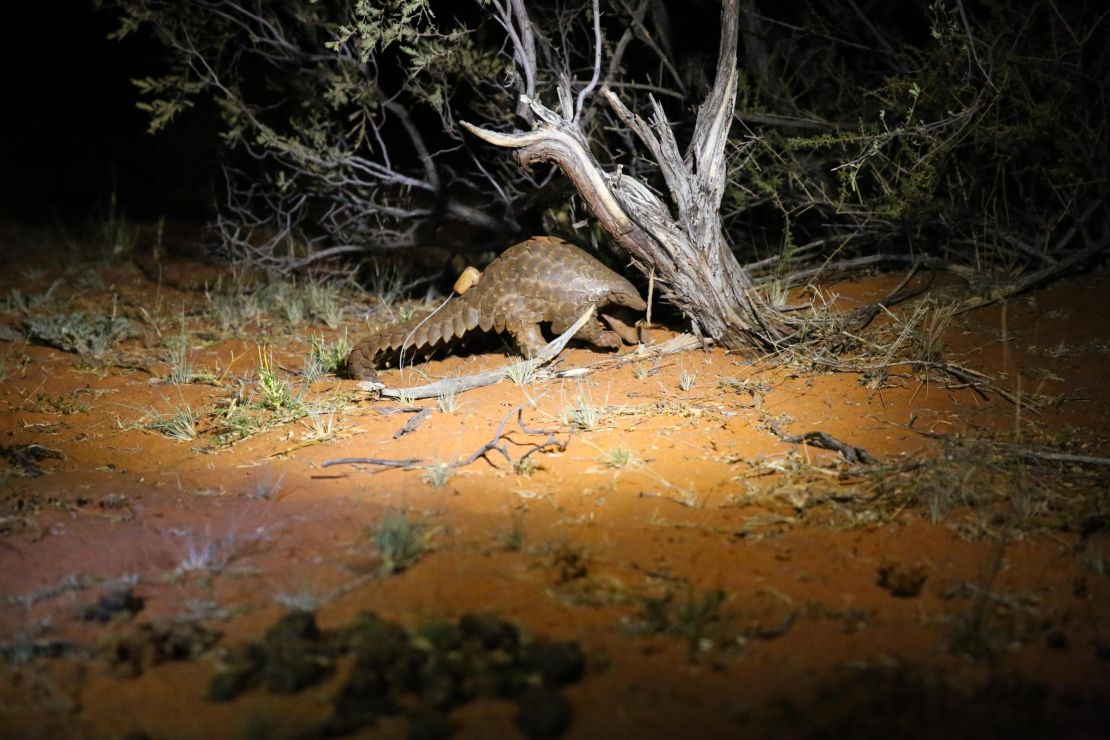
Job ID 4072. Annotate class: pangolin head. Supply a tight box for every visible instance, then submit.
[607,281,647,312]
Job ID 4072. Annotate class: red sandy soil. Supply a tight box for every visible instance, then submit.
[1,234,1108,738]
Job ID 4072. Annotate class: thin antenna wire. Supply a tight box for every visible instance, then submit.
[397,294,454,382]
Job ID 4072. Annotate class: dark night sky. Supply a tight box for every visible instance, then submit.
[1,1,218,224]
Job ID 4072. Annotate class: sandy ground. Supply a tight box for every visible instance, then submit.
[1,237,1108,738]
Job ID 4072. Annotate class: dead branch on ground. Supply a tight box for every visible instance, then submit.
[769,425,878,465]
[320,404,567,474]
[359,306,597,400]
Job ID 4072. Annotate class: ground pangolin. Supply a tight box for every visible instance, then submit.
[347,237,646,380]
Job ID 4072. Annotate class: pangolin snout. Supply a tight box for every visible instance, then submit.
[611,288,647,311]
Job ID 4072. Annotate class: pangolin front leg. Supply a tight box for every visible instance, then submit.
[551,315,622,349]
[507,322,547,358]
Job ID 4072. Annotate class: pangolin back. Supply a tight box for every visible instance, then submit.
[348,237,644,379]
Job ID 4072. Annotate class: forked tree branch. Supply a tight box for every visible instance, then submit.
[465,0,788,352]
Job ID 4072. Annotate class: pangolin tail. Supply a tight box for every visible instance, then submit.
[347,297,482,380]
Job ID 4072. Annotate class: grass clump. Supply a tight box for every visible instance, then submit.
[506,358,537,385]
[250,466,287,500]
[435,387,458,414]
[97,188,140,257]
[373,513,433,575]
[497,513,526,551]
[678,367,697,392]
[366,260,412,314]
[303,333,350,381]
[144,396,199,441]
[163,314,193,384]
[302,276,346,328]
[563,386,604,431]
[628,588,729,655]
[603,445,636,469]
[203,271,262,336]
[257,348,302,413]
[421,461,455,488]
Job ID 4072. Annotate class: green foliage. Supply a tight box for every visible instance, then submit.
[97,0,509,270]
[326,1,505,110]
[727,1,1107,282]
[304,333,349,381]
[95,0,1105,293]
[257,348,303,413]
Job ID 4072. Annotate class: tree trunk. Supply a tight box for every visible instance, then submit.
[463,0,787,352]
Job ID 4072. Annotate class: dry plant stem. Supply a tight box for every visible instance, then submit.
[462,0,787,354]
[362,306,596,400]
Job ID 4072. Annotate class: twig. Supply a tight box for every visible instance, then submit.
[321,405,568,474]
[393,407,432,438]
[320,456,422,470]
[573,0,603,123]
[806,355,1036,409]
[456,405,568,468]
[638,491,696,508]
[1005,447,1110,468]
[770,425,878,465]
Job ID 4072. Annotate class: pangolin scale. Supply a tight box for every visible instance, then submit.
[347,237,646,380]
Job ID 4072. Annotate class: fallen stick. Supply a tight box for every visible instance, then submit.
[770,425,878,465]
[393,407,432,439]
[321,404,568,473]
[320,456,422,470]
[360,306,596,400]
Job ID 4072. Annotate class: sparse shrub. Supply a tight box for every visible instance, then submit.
[25,312,134,357]
[513,456,538,477]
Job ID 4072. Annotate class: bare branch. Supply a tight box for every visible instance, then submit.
[573,0,603,123]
